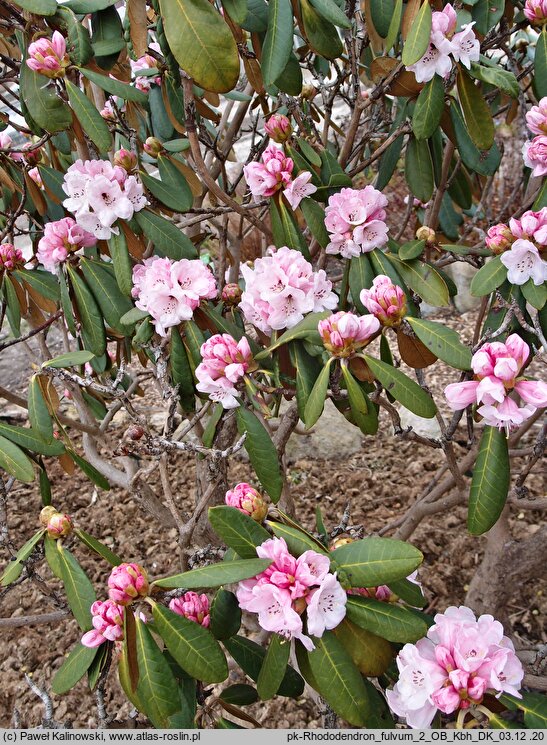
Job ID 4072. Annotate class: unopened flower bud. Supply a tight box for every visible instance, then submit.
[114,149,138,172]
[22,143,42,166]
[169,592,210,627]
[39,506,57,527]
[318,311,380,358]
[264,114,292,143]
[221,283,242,305]
[416,226,436,243]
[329,536,354,550]
[108,563,149,605]
[28,167,43,188]
[126,424,145,441]
[225,482,268,522]
[301,84,317,100]
[143,137,163,158]
[360,275,407,327]
[524,0,547,25]
[26,31,70,79]
[40,507,73,538]
[485,223,513,254]
[0,243,23,272]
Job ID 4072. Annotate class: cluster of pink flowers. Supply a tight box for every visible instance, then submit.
[108,563,150,605]
[0,243,23,271]
[406,4,479,83]
[62,159,147,240]
[318,311,380,358]
[131,256,217,336]
[195,333,253,409]
[386,606,524,728]
[524,0,547,24]
[26,31,69,79]
[485,208,547,286]
[360,275,407,326]
[237,537,346,650]
[37,217,96,274]
[445,334,547,433]
[239,246,337,335]
[264,114,292,144]
[324,186,389,258]
[243,145,316,210]
[130,45,162,93]
[523,97,547,177]
[225,482,268,521]
[169,592,210,627]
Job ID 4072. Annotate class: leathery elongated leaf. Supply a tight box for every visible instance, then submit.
[52,643,98,695]
[236,407,283,502]
[401,0,431,66]
[363,355,437,418]
[56,544,96,630]
[158,0,239,93]
[257,634,291,700]
[152,558,272,589]
[28,375,53,443]
[470,256,506,297]
[65,80,111,153]
[303,358,333,428]
[0,434,35,483]
[0,530,44,586]
[345,596,428,642]
[412,75,444,140]
[223,636,304,697]
[67,266,106,357]
[330,536,423,587]
[457,67,495,151]
[406,317,472,370]
[468,426,510,535]
[261,0,294,87]
[208,505,270,558]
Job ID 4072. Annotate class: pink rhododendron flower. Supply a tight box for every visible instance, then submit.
[239,246,337,335]
[485,223,513,253]
[26,31,69,78]
[28,167,43,188]
[264,114,292,143]
[477,397,538,434]
[243,145,294,198]
[360,275,407,326]
[62,159,147,239]
[283,171,317,210]
[169,592,210,627]
[131,50,162,92]
[509,208,547,245]
[195,333,254,409]
[324,186,389,257]
[386,605,523,728]
[318,311,380,357]
[131,256,217,336]
[500,239,547,286]
[0,131,12,150]
[237,537,344,650]
[524,0,547,24]
[225,482,268,521]
[523,135,547,177]
[81,600,125,648]
[526,97,547,135]
[0,243,23,271]
[37,217,96,274]
[108,563,149,605]
[406,4,479,82]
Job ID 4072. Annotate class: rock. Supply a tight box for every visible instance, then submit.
[445,262,481,313]
[284,399,363,462]
[397,405,442,440]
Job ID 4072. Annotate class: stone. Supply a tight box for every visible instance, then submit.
[284,399,363,462]
[397,405,442,440]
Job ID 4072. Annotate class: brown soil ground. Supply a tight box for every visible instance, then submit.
[0,306,545,729]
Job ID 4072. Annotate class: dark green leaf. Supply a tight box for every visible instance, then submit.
[57,544,96,630]
[43,351,95,368]
[535,30,547,99]
[255,311,330,359]
[363,354,437,418]
[152,558,272,589]
[468,426,510,535]
[219,684,258,705]
[412,75,444,140]
[75,528,122,565]
[80,259,133,333]
[405,135,434,203]
[309,0,350,27]
[342,366,379,435]
[470,256,506,297]
[66,80,111,153]
[370,0,395,37]
[257,634,291,700]
[0,434,35,483]
[449,100,501,177]
[330,536,423,587]
[68,450,110,490]
[401,0,432,66]
[399,239,425,261]
[300,198,330,248]
[300,0,343,59]
[346,596,428,642]
[108,231,133,297]
[14,269,60,302]
[521,278,547,310]
[0,530,44,586]
[472,0,505,35]
[261,0,294,87]
[158,156,193,212]
[457,68,495,151]
[222,0,247,23]
[303,359,332,428]
[135,210,197,260]
[469,63,519,98]
[236,407,283,502]
[0,422,64,456]
[56,7,93,66]
[52,643,98,695]
[209,589,242,640]
[13,0,56,13]
[387,254,449,307]
[209,505,270,558]
[67,266,106,357]
[223,636,304,697]
[28,375,53,443]
[78,67,148,104]
[349,254,375,313]
[289,341,323,421]
[406,317,471,370]
[20,64,72,133]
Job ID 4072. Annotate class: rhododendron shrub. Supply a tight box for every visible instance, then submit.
[0,0,545,731]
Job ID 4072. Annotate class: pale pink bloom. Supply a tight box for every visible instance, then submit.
[526,97,547,135]
[169,592,210,627]
[500,239,547,285]
[325,187,388,257]
[195,334,253,410]
[264,114,292,143]
[81,600,124,648]
[255,537,318,600]
[524,0,547,24]
[26,31,69,78]
[86,175,134,226]
[123,175,147,212]
[28,167,43,188]
[318,311,380,357]
[225,482,268,521]
[407,43,453,83]
[243,145,294,198]
[239,246,337,335]
[450,23,480,68]
[523,136,547,177]
[305,573,347,637]
[131,52,161,92]
[444,380,480,409]
[283,171,317,210]
[0,243,23,271]
[0,131,12,149]
[37,217,96,273]
[101,98,117,120]
[131,256,217,336]
[107,563,149,606]
[485,223,513,252]
[240,583,308,640]
[360,275,407,326]
[509,208,547,245]
[477,396,537,434]
[514,379,547,407]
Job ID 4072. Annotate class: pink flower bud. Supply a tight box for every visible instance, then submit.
[485,223,513,253]
[416,226,436,243]
[26,31,69,79]
[143,137,163,158]
[39,506,58,527]
[28,167,43,188]
[318,311,380,357]
[108,563,149,605]
[359,275,407,327]
[221,282,242,305]
[0,243,23,271]
[46,512,73,539]
[22,143,42,166]
[82,599,125,647]
[225,482,268,522]
[114,149,138,172]
[169,592,210,627]
[524,0,547,24]
[264,114,292,143]
[195,334,255,409]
